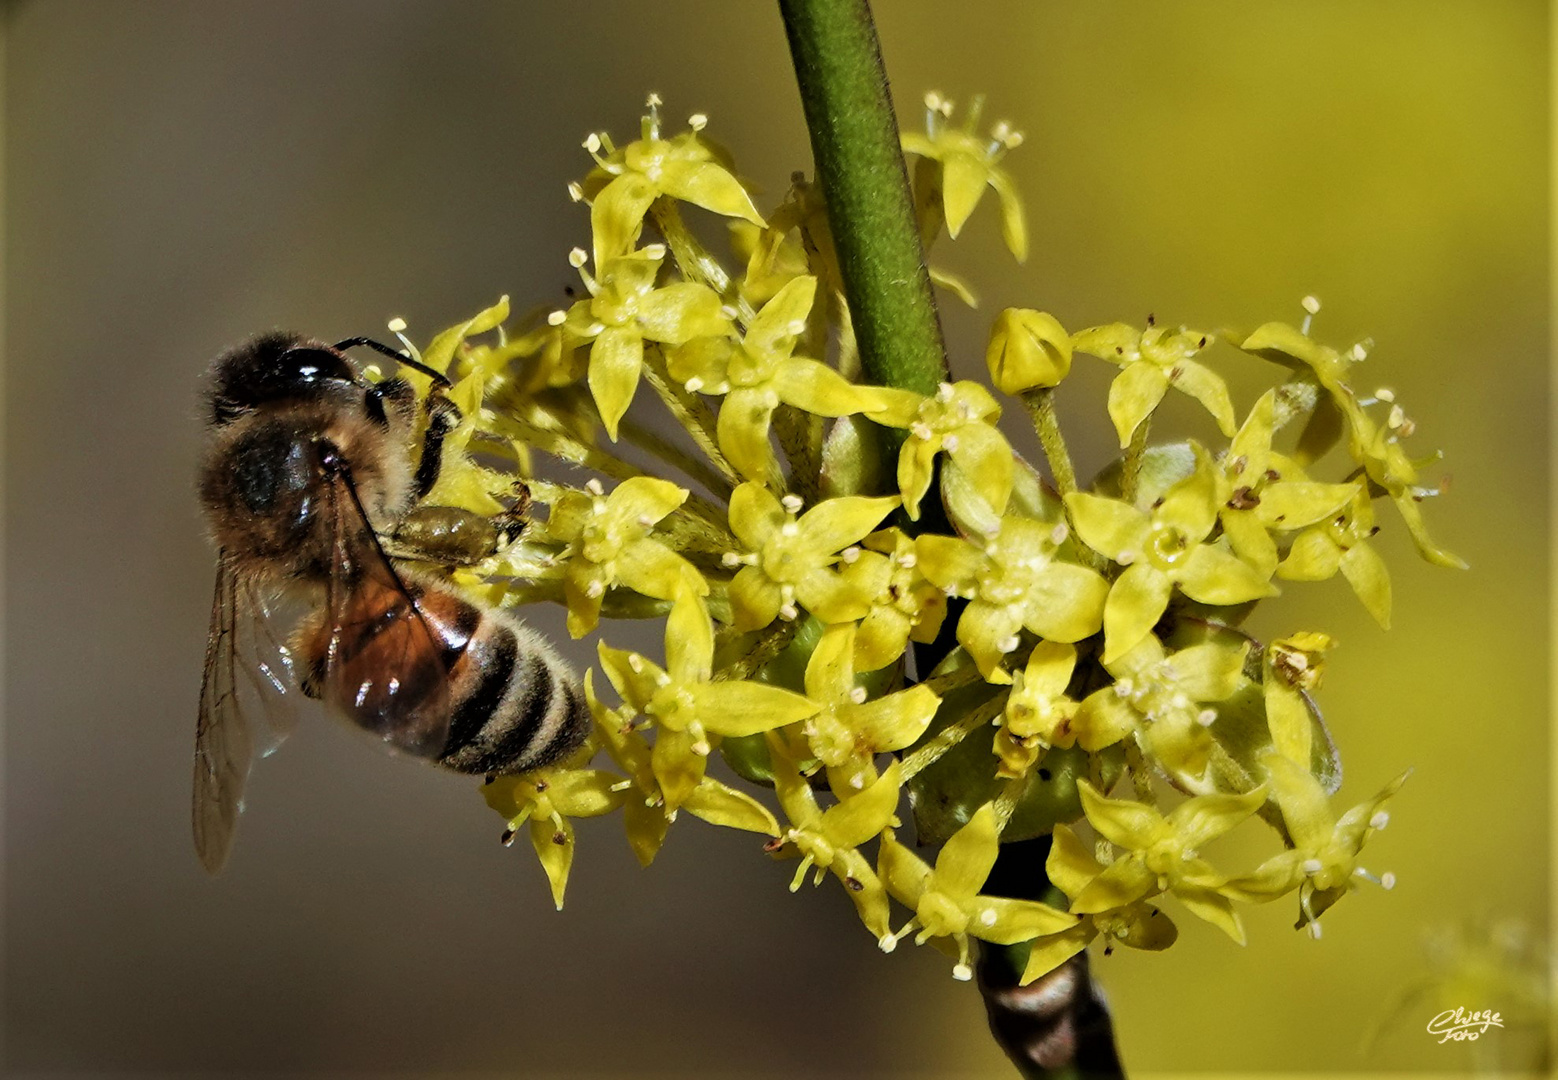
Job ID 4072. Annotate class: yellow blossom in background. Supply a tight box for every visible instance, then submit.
[901,92,1027,260]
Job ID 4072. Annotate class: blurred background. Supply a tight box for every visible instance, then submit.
[3,1,1549,1076]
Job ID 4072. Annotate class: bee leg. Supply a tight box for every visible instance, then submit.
[412,392,462,501]
[493,480,532,543]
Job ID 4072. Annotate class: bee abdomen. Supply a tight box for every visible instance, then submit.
[437,617,588,776]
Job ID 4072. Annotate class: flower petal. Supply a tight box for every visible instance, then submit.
[1176,543,1277,605]
[688,681,820,737]
[798,494,901,554]
[717,387,780,484]
[1101,563,1172,664]
[587,326,644,441]
[729,564,783,632]
[728,481,785,549]
[1064,493,1151,562]
[968,896,1078,945]
[932,802,1000,901]
[1169,359,1237,436]
[591,173,657,266]
[1340,541,1393,628]
[1107,361,1170,447]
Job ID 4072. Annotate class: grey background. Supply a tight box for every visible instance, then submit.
[4,1,1548,1076]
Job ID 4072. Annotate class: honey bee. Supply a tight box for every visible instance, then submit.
[195,332,587,873]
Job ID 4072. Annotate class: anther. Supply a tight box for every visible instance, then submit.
[688,113,708,131]
[643,243,667,260]
[781,494,804,514]
[849,687,868,705]
[568,248,588,268]
[841,546,861,564]
[1370,810,1390,830]
[1301,858,1323,875]
[566,182,584,202]
[585,478,605,495]
[582,133,602,154]
[547,310,566,326]
[721,552,742,568]
[1308,921,1323,940]
[683,377,704,393]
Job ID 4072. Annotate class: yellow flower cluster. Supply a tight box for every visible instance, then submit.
[387,94,1457,983]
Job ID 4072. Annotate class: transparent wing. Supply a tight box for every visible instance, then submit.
[316,470,460,760]
[192,556,305,874]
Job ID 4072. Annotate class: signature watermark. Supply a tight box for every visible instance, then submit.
[1426,1007,1504,1043]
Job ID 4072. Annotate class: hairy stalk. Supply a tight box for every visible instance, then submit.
[640,351,742,493]
[779,0,948,396]
[898,689,1008,780]
[650,198,759,325]
[1022,389,1078,495]
[618,413,736,500]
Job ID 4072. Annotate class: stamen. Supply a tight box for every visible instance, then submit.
[585,478,605,495]
[688,113,708,131]
[547,310,567,326]
[643,243,667,260]
[568,248,588,268]
[566,181,584,203]
[840,546,861,564]
[781,494,805,514]
[849,687,868,705]
[721,552,742,568]
[1370,810,1390,830]
[683,377,704,393]
[779,603,799,621]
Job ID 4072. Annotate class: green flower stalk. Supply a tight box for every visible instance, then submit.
[356,15,1463,1071]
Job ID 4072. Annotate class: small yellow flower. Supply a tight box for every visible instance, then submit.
[581,96,766,266]
[1278,486,1393,628]
[1223,753,1408,935]
[917,510,1109,684]
[548,477,707,637]
[994,641,1080,779]
[801,623,941,795]
[841,528,949,672]
[1217,390,1360,578]
[1263,632,1336,770]
[1073,323,1236,448]
[1238,320,1464,570]
[1065,446,1277,664]
[879,805,1077,980]
[587,674,778,868]
[724,482,900,631]
[1069,779,1267,944]
[483,765,629,909]
[1073,633,1248,784]
[1023,823,1179,983]
[667,275,877,483]
[861,380,1013,521]
[901,92,1028,260]
[598,588,819,809]
[771,749,901,945]
[561,247,730,441]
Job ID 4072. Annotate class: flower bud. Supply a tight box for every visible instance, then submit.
[986,308,1072,394]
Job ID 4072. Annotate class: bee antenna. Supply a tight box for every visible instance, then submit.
[333,337,452,389]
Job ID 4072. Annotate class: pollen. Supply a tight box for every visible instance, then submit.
[1301,295,1322,315]
[688,113,708,131]
[780,493,805,514]
[547,310,567,326]
[568,248,588,268]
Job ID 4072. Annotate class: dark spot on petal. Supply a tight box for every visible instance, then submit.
[1146,313,1156,326]
[1115,346,1125,355]
[1151,497,1165,510]
[1038,768,1053,781]
[763,837,785,853]
[1198,336,1207,348]
[1369,526,1380,537]
[552,830,568,846]
[845,876,865,892]
[1169,365,1184,382]
[1265,468,1282,482]
[534,779,549,792]
[1227,486,1260,511]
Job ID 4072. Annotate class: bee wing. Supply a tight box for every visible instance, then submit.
[320,468,457,759]
[193,556,307,875]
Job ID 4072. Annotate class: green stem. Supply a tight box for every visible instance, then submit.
[1022,388,1078,495]
[779,0,948,396]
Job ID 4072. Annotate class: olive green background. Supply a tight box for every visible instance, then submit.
[4,1,1548,1076]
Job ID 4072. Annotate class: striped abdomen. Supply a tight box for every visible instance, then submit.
[307,575,588,774]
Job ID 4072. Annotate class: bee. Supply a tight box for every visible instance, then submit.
[195,332,587,874]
